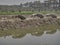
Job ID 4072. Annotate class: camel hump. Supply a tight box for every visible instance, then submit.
[15,15,26,20]
[32,13,44,18]
[46,14,57,18]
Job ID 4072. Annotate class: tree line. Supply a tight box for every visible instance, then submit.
[0,0,60,12]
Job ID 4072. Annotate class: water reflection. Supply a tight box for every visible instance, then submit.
[12,32,26,39]
[0,25,59,39]
[31,31,44,37]
[46,30,57,34]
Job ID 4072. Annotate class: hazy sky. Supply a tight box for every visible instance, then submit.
[0,0,44,5]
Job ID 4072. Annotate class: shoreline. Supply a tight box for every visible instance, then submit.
[0,14,60,30]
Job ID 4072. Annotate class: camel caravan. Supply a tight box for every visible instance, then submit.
[46,14,57,18]
[0,13,58,21]
[31,13,57,18]
[25,13,57,20]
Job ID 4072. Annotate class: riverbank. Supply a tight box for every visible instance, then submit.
[0,14,60,30]
[0,11,60,15]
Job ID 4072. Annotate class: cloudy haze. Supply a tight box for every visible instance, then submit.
[0,0,44,5]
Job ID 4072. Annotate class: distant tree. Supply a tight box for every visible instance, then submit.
[29,2,33,7]
[47,0,58,10]
[19,10,21,12]
[59,0,60,6]
[59,0,60,10]
[20,3,23,7]
[24,2,29,7]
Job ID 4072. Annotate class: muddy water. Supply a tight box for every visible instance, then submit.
[0,28,60,45]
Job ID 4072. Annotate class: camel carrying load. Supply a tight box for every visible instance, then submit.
[15,15,26,20]
[46,14,57,18]
[31,13,44,18]
[25,13,44,20]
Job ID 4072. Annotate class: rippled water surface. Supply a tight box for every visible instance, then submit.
[0,25,60,45]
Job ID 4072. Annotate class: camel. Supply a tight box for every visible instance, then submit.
[46,14,57,18]
[15,15,26,20]
[31,14,44,18]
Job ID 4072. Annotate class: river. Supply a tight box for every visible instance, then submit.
[0,28,60,45]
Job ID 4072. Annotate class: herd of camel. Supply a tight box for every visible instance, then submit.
[14,13,57,20]
[0,13,58,21]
